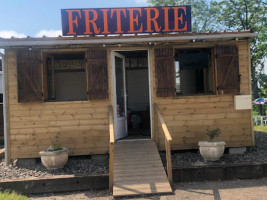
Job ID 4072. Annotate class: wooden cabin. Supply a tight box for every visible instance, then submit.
[0,31,257,162]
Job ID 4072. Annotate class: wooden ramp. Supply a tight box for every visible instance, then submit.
[113,140,172,197]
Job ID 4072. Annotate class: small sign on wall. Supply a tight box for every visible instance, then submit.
[234,95,252,110]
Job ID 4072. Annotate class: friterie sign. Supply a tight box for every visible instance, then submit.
[61,6,191,36]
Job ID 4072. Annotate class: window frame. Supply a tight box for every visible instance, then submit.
[42,50,87,102]
[174,47,216,97]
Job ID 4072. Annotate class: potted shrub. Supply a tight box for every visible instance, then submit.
[39,136,69,170]
[198,128,226,161]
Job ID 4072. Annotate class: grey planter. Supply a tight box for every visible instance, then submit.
[198,141,225,161]
[39,147,69,170]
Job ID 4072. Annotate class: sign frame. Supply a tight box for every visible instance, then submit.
[61,6,191,36]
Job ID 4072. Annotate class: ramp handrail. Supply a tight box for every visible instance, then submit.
[155,103,173,185]
[108,105,115,190]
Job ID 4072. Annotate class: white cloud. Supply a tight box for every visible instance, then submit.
[0,30,26,38]
[35,30,62,37]
[131,0,148,4]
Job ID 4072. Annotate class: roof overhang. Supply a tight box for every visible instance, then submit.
[0,32,258,48]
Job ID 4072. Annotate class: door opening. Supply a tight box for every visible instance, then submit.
[113,50,151,140]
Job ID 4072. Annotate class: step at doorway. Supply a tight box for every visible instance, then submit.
[113,140,172,197]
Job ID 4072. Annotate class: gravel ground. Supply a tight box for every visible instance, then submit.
[31,177,267,200]
[0,131,266,179]
[172,131,267,167]
[0,155,108,180]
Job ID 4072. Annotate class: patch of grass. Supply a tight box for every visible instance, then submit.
[254,125,267,132]
[0,190,29,200]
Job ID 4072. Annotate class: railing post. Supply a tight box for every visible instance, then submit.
[165,138,173,185]
[109,143,114,190]
[155,103,173,186]
[154,103,159,146]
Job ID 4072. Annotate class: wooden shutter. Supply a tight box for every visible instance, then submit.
[216,46,240,95]
[154,48,175,97]
[17,49,43,102]
[86,49,108,100]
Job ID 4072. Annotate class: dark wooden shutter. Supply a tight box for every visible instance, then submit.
[17,49,43,102]
[154,48,175,97]
[86,49,108,100]
[216,46,240,95]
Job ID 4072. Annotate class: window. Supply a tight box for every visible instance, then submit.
[175,48,214,95]
[16,48,108,103]
[44,53,87,101]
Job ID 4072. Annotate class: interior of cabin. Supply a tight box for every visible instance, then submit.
[115,50,151,140]
[45,52,87,101]
[175,48,214,95]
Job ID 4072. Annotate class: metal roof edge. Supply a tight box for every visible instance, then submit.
[0,32,258,48]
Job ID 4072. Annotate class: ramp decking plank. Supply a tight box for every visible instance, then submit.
[113,140,172,197]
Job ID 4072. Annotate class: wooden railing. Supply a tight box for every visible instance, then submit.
[108,105,115,191]
[155,103,173,185]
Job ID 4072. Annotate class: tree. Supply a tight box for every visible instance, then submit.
[147,0,220,32]
[212,0,267,99]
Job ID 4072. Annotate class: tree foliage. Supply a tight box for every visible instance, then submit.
[147,0,219,32]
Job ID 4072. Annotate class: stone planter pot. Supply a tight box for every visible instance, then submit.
[39,147,69,170]
[198,141,225,161]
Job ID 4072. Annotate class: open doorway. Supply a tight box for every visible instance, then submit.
[113,50,151,140]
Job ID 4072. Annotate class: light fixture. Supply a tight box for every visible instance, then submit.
[148,42,152,45]
[118,43,122,47]
[192,39,196,43]
[28,47,32,51]
[102,44,106,47]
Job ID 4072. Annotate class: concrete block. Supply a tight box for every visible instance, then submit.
[91,154,108,161]
[229,147,247,155]
[16,158,37,168]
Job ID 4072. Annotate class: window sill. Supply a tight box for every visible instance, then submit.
[174,93,237,99]
[175,93,216,98]
[43,99,108,104]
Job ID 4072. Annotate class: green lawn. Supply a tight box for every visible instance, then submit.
[254,125,267,132]
[0,191,29,200]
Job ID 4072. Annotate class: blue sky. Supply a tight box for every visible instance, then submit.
[0,0,148,38]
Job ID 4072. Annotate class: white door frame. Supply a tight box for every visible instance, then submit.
[111,49,153,140]
[112,52,128,140]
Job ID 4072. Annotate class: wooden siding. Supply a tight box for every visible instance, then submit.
[151,41,253,150]
[5,49,110,159]
[155,96,252,150]
[238,41,251,95]
[5,40,253,159]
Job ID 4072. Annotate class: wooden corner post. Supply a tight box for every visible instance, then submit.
[108,105,115,191]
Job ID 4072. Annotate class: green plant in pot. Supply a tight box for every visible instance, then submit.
[39,136,69,170]
[198,128,226,161]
